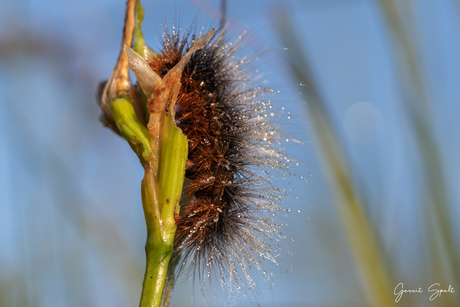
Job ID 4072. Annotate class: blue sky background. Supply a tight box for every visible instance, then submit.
[1,0,460,306]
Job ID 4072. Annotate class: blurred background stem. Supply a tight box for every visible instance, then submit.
[274,11,396,307]
[376,1,459,304]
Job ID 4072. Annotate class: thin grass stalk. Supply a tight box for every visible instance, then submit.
[273,12,396,307]
[376,1,459,303]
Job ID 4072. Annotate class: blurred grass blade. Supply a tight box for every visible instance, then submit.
[273,10,396,307]
[376,0,459,301]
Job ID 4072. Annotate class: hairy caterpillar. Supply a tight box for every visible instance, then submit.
[97,0,296,303]
[96,0,296,301]
[145,23,290,294]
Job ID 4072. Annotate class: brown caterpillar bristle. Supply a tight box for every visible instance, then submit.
[148,25,289,295]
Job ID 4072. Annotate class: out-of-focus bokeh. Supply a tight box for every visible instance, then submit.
[1,0,459,306]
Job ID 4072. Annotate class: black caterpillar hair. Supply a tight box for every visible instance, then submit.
[148,24,289,294]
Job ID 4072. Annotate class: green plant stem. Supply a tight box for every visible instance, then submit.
[140,169,174,306]
[109,94,152,162]
[134,2,157,61]
[133,2,155,122]
[159,251,180,307]
[105,2,188,306]
[139,115,188,307]
[141,244,172,307]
